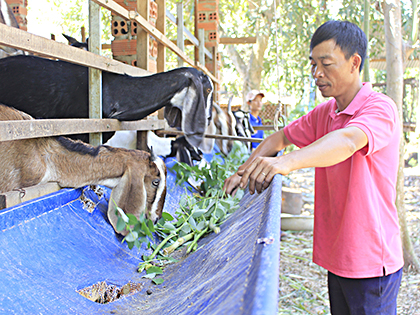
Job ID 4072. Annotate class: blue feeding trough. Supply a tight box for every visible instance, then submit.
[0,161,282,314]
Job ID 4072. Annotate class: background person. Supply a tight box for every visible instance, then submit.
[224,20,403,315]
[246,90,265,150]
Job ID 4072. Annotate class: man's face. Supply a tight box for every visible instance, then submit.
[310,39,356,99]
[249,95,263,112]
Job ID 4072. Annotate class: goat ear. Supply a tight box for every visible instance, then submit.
[107,166,147,236]
[180,72,207,148]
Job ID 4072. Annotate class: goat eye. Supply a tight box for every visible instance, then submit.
[207,88,211,93]
[152,179,160,187]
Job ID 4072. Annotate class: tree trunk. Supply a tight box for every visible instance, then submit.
[224,0,275,111]
[383,0,420,271]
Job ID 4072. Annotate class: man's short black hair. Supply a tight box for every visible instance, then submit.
[310,20,367,73]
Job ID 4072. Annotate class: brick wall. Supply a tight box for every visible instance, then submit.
[6,0,27,31]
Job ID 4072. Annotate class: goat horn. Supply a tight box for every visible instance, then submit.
[149,146,157,162]
[227,95,233,113]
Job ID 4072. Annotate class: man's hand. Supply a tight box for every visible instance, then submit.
[237,156,291,195]
[223,173,242,196]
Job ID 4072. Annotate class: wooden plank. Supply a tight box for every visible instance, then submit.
[156,0,166,72]
[92,0,219,84]
[0,183,61,210]
[136,0,149,71]
[166,8,212,59]
[198,28,205,67]
[0,119,166,142]
[219,37,257,44]
[0,24,150,77]
[253,125,275,131]
[177,2,184,67]
[88,0,103,145]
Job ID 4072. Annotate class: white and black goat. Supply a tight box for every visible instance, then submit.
[0,55,214,146]
[0,0,24,58]
[211,103,237,156]
[105,130,203,166]
[232,109,254,152]
[0,104,167,236]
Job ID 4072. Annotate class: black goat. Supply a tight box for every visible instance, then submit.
[62,34,89,50]
[0,55,214,145]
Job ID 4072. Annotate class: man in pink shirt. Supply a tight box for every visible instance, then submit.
[224,20,403,314]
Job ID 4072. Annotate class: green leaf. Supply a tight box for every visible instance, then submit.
[192,209,207,218]
[152,277,165,285]
[125,230,138,242]
[188,216,197,230]
[162,212,174,221]
[116,216,126,232]
[146,266,163,275]
[142,273,156,279]
[115,206,129,223]
[163,222,176,231]
[126,213,139,226]
[196,220,207,231]
[141,220,152,238]
[181,224,192,234]
[127,242,134,250]
[147,219,155,233]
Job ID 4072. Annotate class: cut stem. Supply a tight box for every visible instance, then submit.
[187,227,208,254]
[162,232,195,255]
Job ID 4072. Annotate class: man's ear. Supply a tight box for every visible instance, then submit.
[351,54,362,73]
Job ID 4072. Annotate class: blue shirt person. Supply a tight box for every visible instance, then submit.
[246,90,265,150]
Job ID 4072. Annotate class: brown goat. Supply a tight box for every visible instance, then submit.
[0,104,167,235]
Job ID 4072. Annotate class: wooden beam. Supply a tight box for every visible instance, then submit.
[0,24,150,77]
[156,0,166,73]
[136,0,149,71]
[177,2,184,67]
[0,183,61,210]
[166,8,212,59]
[219,37,257,45]
[0,119,166,142]
[88,0,103,146]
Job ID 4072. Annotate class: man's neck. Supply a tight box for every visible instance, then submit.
[335,80,363,111]
[250,110,259,118]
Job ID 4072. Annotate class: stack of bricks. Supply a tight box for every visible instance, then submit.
[111,0,158,73]
[197,0,220,77]
[6,0,27,31]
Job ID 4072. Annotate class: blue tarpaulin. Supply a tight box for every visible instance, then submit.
[0,163,281,314]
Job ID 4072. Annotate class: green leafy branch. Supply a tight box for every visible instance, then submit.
[113,143,249,284]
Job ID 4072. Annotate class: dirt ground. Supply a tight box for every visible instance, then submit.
[279,164,420,314]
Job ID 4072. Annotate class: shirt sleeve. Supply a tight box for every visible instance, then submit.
[346,95,399,156]
[283,102,330,148]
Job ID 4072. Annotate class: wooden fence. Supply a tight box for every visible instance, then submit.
[0,0,219,145]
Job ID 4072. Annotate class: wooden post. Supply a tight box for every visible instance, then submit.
[198,28,205,66]
[212,46,218,103]
[194,0,199,65]
[88,0,103,146]
[136,0,150,71]
[81,26,86,43]
[363,0,370,82]
[156,0,166,73]
[177,2,184,67]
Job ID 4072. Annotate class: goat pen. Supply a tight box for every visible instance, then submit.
[0,1,282,314]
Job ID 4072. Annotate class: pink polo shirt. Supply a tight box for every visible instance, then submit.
[283,83,404,278]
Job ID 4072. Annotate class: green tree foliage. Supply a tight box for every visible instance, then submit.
[47,0,111,45]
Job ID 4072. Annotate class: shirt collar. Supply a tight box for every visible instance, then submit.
[332,82,373,115]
